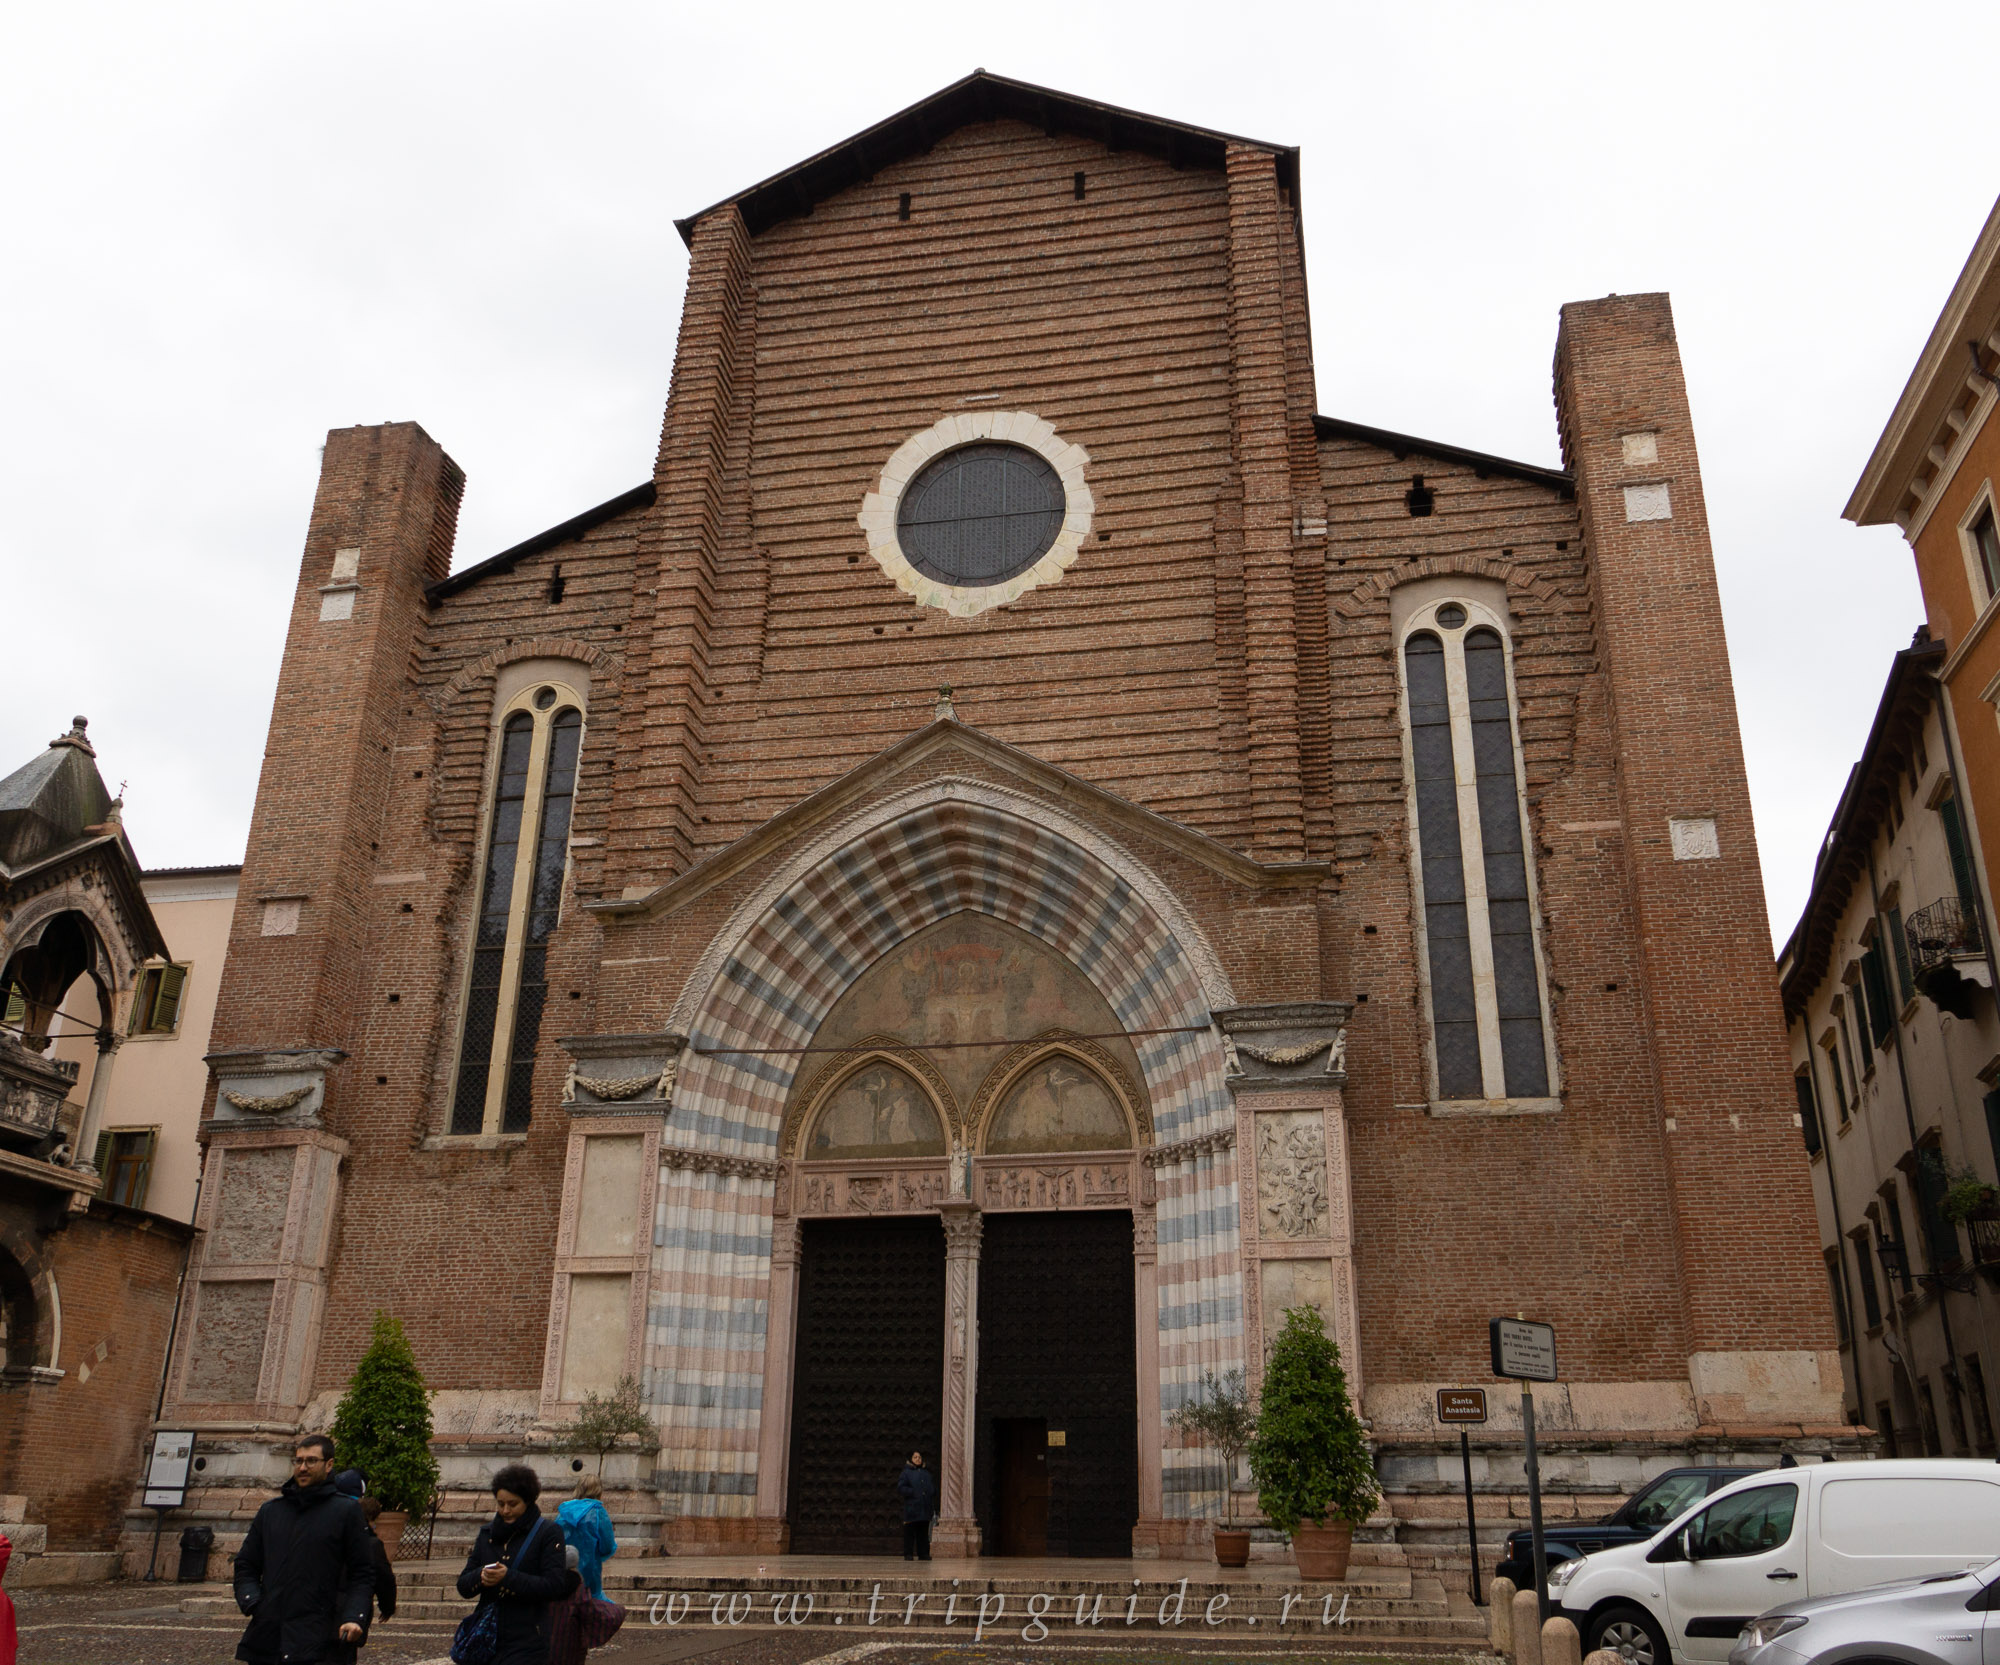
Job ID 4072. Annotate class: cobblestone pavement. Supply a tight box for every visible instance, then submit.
[13,1583,1493,1664]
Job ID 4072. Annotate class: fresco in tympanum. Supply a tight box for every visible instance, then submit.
[804,1062,947,1161]
[986,1056,1131,1153]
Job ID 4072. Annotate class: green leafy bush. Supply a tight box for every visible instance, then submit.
[1171,1368,1257,1484]
[1248,1305,1378,1533]
[329,1312,439,1514]
[558,1374,661,1475]
[1942,1162,1999,1224]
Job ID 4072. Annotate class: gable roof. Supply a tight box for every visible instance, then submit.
[1313,415,1574,495]
[587,714,1329,923]
[426,481,656,604]
[1776,636,1945,1014]
[675,70,1298,247]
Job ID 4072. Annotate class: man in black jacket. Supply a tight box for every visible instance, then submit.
[234,1436,375,1665]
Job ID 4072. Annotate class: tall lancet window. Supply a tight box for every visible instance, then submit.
[1398,596,1555,1106]
[450,681,585,1135]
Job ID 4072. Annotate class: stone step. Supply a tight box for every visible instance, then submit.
[9,1551,120,1588]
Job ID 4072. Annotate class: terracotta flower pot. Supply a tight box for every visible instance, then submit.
[1213,1528,1253,1568]
[374,1510,409,1562]
[1290,1519,1353,1581]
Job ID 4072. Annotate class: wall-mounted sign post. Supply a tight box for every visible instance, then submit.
[1490,1317,1557,1620]
[141,1430,196,1581]
[1435,1388,1488,1605]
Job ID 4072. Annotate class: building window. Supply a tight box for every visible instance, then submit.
[1914,1144,1961,1269]
[1877,1400,1900,1458]
[1794,1067,1822,1156]
[94,1127,156,1209]
[128,963,188,1036]
[1399,601,1554,1102]
[1850,1232,1882,1328]
[1861,941,1894,1047]
[1820,1029,1848,1123]
[1885,902,1915,1004]
[1969,503,2000,602]
[1918,1379,1944,1456]
[1881,1192,1913,1293]
[1965,1354,1996,1454]
[1841,982,1872,1077]
[1824,1249,1850,1347]
[449,681,586,1136]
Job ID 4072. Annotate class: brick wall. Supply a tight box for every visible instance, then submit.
[0,1197,191,1548]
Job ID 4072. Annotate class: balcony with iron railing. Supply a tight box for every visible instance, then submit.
[1908,896,1984,977]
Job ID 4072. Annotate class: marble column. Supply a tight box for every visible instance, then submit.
[72,1029,122,1173]
[933,1200,983,1557]
[753,1215,802,1552]
[1131,1201,1164,1555]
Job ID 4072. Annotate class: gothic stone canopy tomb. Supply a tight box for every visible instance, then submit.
[163,71,1852,1557]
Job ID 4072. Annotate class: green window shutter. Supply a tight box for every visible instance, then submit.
[1862,946,1894,1045]
[1942,796,1981,922]
[127,1130,157,1210]
[1851,1001,1872,1075]
[153,965,187,1033]
[92,1130,112,1176]
[1887,906,1915,1003]
[127,968,156,1034]
[3,983,23,1028]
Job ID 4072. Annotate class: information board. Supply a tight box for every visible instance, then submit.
[1436,1387,1489,1423]
[144,1430,196,1508]
[1489,1317,1558,1381]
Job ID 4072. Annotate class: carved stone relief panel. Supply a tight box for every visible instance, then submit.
[798,1166,951,1215]
[978,1160,1132,1211]
[1259,1258,1336,1355]
[1255,1110,1329,1240]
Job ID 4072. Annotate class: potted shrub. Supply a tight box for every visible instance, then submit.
[1248,1305,1377,1581]
[1942,1162,2000,1224]
[330,1312,439,1560]
[1171,1369,1257,1566]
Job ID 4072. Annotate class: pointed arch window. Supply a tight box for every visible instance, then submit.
[450,681,585,1135]
[1398,598,1556,1105]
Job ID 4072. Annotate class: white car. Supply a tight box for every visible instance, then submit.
[1551,1460,2000,1665]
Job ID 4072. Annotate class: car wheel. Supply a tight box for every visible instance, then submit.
[1587,1603,1669,1665]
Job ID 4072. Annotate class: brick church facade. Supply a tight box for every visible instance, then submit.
[157,73,1851,1558]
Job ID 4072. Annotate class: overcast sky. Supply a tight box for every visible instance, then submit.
[6,1,1997,950]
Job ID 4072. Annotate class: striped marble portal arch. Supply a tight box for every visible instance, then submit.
[634,795,1250,1550]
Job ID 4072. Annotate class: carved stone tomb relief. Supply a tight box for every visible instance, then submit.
[1255,1109,1329,1240]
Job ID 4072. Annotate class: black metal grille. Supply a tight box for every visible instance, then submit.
[788,1217,945,1555]
[974,1210,1137,1558]
[897,443,1065,587]
[1908,896,1982,976]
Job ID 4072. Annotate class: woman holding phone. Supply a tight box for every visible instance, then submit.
[455,1464,575,1664]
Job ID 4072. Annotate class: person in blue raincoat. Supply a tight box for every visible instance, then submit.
[554,1475,617,1599]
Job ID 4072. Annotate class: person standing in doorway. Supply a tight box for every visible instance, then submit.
[896,1451,937,1561]
[233,1436,375,1665]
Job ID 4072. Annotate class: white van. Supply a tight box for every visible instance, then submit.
[1551,1460,2000,1665]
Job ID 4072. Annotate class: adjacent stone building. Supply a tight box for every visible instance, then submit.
[1,720,196,1577]
[156,73,1850,1564]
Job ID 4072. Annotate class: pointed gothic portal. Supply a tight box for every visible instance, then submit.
[653,794,1241,1551]
[976,1210,1137,1556]
[787,1216,945,1555]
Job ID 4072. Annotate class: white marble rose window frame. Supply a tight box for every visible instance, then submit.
[856,411,1094,618]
